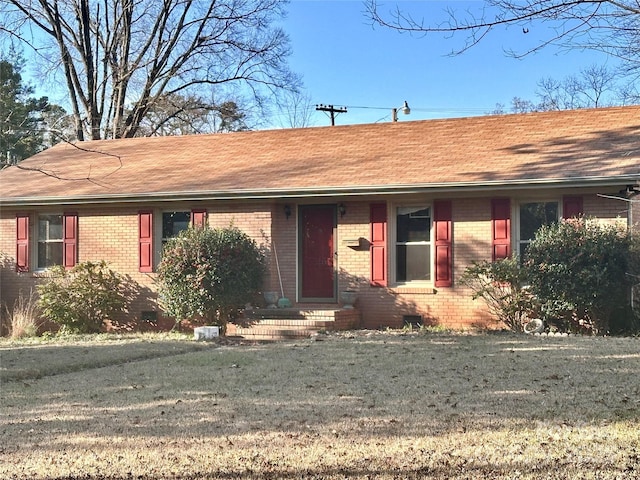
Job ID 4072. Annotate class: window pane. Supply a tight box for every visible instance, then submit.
[396,244,430,282]
[397,207,430,242]
[37,215,64,269]
[162,211,190,239]
[520,202,558,240]
[38,215,63,240]
[38,242,63,269]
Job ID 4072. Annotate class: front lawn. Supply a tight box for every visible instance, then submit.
[1,331,639,479]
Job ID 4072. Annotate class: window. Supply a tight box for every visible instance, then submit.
[139,209,207,273]
[518,201,558,256]
[37,214,63,269]
[395,206,431,282]
[162,211,190,246]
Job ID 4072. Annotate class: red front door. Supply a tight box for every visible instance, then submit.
[299,205,336,300]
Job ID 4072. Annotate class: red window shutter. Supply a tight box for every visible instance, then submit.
[491,198,511,261]
[138,211,153,273]
[63,213,78,269]
[433,200,453,287]
[191,209,207,228]
[563,196,583,219]
[16,214,30,273]
[370,203,387,287]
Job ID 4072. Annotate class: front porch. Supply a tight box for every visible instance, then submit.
[227,307,361,341]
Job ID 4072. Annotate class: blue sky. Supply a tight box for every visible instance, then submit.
[21,0,618,129]
[279,0,618,127]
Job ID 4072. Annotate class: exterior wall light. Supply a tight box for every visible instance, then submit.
[284,205,292,219]
[338,203,346,217]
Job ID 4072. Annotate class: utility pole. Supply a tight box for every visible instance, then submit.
[316,104,347,126]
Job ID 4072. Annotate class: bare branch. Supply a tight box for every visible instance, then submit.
[0,139,122,184]
[365,0,640,70]
[0,0,298,141]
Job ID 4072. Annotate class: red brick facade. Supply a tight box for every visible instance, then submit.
[0,191,629,332]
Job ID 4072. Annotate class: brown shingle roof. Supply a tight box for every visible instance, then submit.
[2,106,639,205]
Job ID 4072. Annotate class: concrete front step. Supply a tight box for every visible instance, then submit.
[245,308,347,320]
[228,308,360,340]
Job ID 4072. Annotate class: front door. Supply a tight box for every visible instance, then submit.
[299,205,336,301]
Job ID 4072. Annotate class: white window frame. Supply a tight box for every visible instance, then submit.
[390,203,433,286]
[153,209,191,265]
[36,213,64,270]
[515,199,561,257]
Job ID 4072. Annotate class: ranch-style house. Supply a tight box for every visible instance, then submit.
[1,106,639,337]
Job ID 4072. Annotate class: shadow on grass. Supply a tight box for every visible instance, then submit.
[1,332,640,479]
[0,338,209,382]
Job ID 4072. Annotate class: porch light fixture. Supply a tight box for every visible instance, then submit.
[284,205,292,219]
[392,101,411,122]
[338,203,347,217]
[622,185,640,196]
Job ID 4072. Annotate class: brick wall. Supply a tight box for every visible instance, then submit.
[0,202,277,331]
[331,192,629,330]
[0,191,630,333]
[335,198,495,330]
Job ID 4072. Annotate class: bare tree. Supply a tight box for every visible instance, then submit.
[135,94,249,136]
[580,64,617,107]
[490,64,623,114]
[276,90,315,128]
[536,64,618,110]
[0,0,298,141]
[510,97,537,113]
[617,82,640,105]
[365,0,640,72]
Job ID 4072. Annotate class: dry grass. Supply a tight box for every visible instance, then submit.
[1,331,640,479]
[3,290,42,339]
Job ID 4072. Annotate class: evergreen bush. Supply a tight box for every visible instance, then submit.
[157,226,265,332]
[524,218,636,334]
[37,261,129,334]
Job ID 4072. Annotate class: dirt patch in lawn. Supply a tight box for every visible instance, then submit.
[1,331,640,479]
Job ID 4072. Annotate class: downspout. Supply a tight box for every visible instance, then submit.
[628,185,640,233]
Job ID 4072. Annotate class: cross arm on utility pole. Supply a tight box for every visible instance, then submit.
[316,104,347,126]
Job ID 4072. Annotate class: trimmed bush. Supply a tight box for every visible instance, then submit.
[157,226,265,332]
[524,218,636,335]
[37,261,130,334]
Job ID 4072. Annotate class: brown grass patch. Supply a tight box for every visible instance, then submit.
[1,331,640,479]
[2,290,42,339]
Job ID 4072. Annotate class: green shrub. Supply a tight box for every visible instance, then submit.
[459,257,536,332]
[37,261,129,334]
[157,226,265,332]
[524,218,636,335]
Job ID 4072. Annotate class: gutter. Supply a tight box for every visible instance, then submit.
[2,174,639,207]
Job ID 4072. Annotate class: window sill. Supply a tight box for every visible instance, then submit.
[30,270,60,278]
[389,285,436,295]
